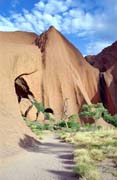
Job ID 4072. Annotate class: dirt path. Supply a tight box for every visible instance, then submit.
[0,133,77,180]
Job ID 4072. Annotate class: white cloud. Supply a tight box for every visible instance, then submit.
[0,0,116,36]
[35,0,69,14]
[86,41,112,55]
[0,0,116,54]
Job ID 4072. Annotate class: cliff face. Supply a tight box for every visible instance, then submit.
[85,42,117,72]
[85,42,117,114]
[33,27,100,119]
[0,27,101,161]
[0,31,41,162]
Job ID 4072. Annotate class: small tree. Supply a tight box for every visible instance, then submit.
[62,98,69,128]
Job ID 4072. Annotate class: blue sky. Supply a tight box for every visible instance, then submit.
[0,0,116,55]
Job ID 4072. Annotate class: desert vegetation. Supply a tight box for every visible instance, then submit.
[22,100,117,179]
[79,103,117,127]
[59,128,117,180]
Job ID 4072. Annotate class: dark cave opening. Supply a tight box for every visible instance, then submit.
[44,108,54,114]
[15,76,34,103]
[14,77,54,118]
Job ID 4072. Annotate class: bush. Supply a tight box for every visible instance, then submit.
[27,121,44,130]
[104,113,117,127]
[79,103,107,120]
[32,101,45,113]
[67,121,80,130]
[57,120,66,128]
[55,119,80,131]
[79,103,117,127]
[68,114,79,121]
[43,124,54,131]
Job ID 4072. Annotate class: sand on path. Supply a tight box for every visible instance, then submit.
[0,133,77,180]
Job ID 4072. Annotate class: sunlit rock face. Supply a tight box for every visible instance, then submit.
[1,26,110,160]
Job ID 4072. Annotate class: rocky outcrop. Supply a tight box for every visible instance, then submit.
[85,42,117,114]
[0,31,41,163]
[85,41,117,72]
[0,27,102,161]
[34,27,100,119]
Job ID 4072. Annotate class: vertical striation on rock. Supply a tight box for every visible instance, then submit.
[33,26,100,119]
[1,27,112,161]
[85,41,117,114]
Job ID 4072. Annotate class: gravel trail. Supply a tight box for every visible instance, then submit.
[0,133,77,180]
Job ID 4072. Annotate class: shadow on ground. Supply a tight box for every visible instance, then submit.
[48,170,78,180]
[19,134,75,154]
[19,134,78,179]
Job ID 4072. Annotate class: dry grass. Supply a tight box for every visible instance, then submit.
[59,128,117,179]
[90,149,105,161]
[74,162,101,180]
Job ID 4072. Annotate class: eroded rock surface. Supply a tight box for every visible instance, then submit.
[85,41,117,113]
[1,27,115,161]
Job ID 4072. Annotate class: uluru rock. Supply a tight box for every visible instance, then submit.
[0,31,41,163]
[85,41,117,72]
[85,41,117,114]
[0,26,102,162]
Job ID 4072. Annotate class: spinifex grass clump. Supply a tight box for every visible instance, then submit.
[90,149,105,161]
[59,128,117,179]
[74,162,101,180]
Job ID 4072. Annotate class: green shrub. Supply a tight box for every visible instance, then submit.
[79,103,107,120]
[68,114,79,121]
[57,120,66,128]
[67,121,80,130]
[55,119,80,131]
[32,101,45,113]
[27,121,44,130]
[44,112,55,122]
[43,124,54,131]
[79,103,117,127]
[104,113,117,127]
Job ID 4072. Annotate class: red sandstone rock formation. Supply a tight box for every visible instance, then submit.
[0,27,102,161]
[85,41,117,114]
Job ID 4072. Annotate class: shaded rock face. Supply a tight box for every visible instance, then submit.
[85,41,117,72]
[98,73,115,114]
[0,27,100,160]
[85,41,117,114]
